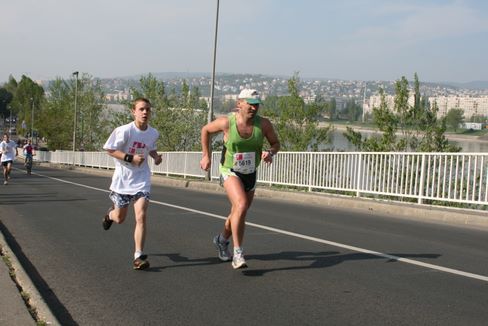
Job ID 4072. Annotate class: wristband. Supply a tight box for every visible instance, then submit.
[267,150,275,157]
[124,154,134,163]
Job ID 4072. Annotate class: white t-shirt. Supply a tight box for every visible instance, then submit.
[103,122,159,195]
[0,140,17,162]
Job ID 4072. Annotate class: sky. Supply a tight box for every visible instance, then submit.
[1,0,488,84]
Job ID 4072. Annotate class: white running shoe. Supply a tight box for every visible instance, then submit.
[213,235,231,262]
[232,253,247,269]
[3,181,7,185]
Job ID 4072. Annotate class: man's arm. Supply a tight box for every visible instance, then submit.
[106,149,145,167]
[149,150,162,165]
[261,118,280,163]
[200,116,229,171]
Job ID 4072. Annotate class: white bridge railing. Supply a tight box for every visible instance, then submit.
[37,151,488,209]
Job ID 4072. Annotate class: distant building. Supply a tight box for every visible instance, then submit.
[462,122,484,130]
[430,96,488,118]
[363,95,488,119]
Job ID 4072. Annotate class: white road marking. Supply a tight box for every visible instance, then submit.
[40,172,488,283]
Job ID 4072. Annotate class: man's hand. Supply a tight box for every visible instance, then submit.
[261,150,274,164]
[200,155,211,171]
[132,154,145,167]
[154,154,163,165]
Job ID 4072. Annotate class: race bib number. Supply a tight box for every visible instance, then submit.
[233,152,255,174]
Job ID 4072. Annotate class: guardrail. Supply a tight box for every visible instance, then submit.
[36,150,488,209]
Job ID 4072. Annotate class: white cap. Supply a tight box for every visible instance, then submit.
[238,89,262,104]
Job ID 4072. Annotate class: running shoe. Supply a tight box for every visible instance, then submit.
[232,253,247,269]
[3,181,7,185]
[213,235,231,262]
[133,254,150,270]
[102,206,114,230]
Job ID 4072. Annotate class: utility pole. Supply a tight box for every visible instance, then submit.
[206,0,219,181]
[72,71,79,165]
[362,82,367,123]
[31,98,34,143]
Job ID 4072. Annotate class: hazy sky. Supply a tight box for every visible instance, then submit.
[2,0,488,83]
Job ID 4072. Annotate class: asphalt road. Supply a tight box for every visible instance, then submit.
[1,162,487,325]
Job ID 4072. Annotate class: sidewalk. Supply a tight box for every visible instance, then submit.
[0,228,59,325]
[0,242,35,325]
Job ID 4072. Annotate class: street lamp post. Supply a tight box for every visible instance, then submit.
[206,0,220,181]
[72,71,79,165]
[31,98,34,143]
[362,82,367,123]
[8,105,12,131]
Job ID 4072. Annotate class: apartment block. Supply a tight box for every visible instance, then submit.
[363,95,488,119]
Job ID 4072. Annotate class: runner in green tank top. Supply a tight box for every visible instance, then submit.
[200,89,280,269]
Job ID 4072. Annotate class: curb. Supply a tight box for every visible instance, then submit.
[0,229,60,325]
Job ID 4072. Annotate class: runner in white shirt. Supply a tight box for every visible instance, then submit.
[102,98,163,270]
[0,133,18,185]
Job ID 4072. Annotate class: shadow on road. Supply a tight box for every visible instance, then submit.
[147,250,441,278]
[0,222,78,326]
[0,192,87,205]
[147,253,220,271]
[241,251,441,277]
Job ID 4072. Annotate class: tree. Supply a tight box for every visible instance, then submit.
[130,74,207,151]
[261,73,332,151]
[445,108,465,132]
[39,73,108,150]
[327,98,336,121]
[344,74,459,152]
[0,87,13,119]
[345,89,400,151]
[37,78,73,149]
[345,99,362,122]
[469,114,487,123]
[7,75,45,137]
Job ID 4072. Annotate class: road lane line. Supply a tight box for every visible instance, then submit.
[39,172,488,283]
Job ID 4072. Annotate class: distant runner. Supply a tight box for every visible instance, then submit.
[0,133,18,185]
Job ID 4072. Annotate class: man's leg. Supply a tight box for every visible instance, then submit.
[132,197,149,270]
[108,206,129,224]
[3,165,8,183]
[103,192,129,230]
[223,176,253,249]
[6,162,12,179]
[133,197,149,255]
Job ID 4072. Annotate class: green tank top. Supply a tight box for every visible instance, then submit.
[221,113,264,173]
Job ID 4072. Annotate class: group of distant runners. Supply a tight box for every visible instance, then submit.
[0,135,35,185]
[102,89,280,270]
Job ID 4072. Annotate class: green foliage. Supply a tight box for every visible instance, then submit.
[5,76,45,136]
[327,98,336,121]
[40,73,107,150]
[38,78,74,149]
[469,114,488,123]
[344,74,460,152]
[130,74,208,151]
[0,88,14,118]
[261,73,332,151]
[345,99,362,122]
[445,108,465,131]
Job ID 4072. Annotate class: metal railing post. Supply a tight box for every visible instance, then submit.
[356,153,363,197]
[418,154,426,204]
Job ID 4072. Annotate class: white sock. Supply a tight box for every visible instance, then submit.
[234,247,243,256]
[134,251,143,259]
